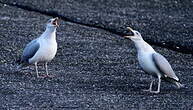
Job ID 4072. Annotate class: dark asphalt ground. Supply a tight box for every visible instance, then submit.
[0,0,193,110]
[1,0,193,53]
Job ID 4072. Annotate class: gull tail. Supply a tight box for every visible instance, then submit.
[175,82,184,88]
[163,77,184,88]
[16,58,28,70]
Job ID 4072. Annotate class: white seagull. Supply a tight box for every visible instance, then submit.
[18,17,59,78]
[124,27,183,93]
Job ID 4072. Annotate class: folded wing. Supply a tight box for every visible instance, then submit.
[21,39,40,63]
[152,53,179,81]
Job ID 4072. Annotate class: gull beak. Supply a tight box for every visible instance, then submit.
[53,17,59,27]
[124,27,134,38]
[124,36,131,38]
[127,27,134,32]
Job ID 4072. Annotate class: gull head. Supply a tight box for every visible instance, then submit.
[124,27,143,41]
[46,17,59,28]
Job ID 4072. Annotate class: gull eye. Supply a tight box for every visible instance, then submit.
[47,20,52,23]
[136,32,140,35]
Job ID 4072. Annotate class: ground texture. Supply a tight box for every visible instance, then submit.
[0,0,193,109]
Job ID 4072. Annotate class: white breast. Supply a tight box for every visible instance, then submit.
[29,38,57,63]
[138,51,160,76]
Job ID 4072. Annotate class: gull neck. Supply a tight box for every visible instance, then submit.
[42,26,57,40]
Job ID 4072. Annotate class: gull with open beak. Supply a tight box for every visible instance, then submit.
[124,27,183,93]
[18,17,59,78]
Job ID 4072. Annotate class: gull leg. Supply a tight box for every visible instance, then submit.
[150,76,161,94]
[149,80,154,91]
[143,80,154,92]
[35,62,40,78]
[41,62,54,78]
[45,62,49,76]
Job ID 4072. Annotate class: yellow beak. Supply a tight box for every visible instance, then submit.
[127,27,134,32]
[124,36,132,38]
[124,27,134,38]
[53,17,59,27]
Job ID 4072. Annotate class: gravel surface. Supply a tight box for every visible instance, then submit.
[1,0,193,53]
[0,1,193,110]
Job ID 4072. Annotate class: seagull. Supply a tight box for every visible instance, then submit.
[124,27,183,93]
[17,17,59,78]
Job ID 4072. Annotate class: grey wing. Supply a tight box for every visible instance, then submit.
[152,53,179,81]
[21,39,40,63]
